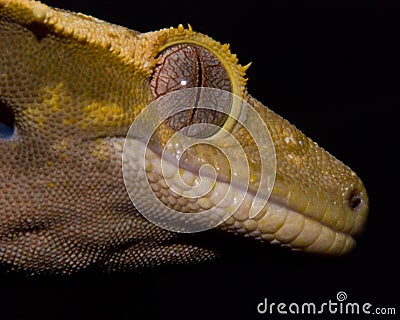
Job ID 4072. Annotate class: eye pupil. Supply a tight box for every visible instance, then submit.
[196,54,203,88]
[0,100,15,140]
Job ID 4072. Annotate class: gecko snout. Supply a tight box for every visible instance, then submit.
[344,184,369,237]
[349,192,363,211]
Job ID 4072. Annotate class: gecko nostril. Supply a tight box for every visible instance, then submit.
[0,100,15,140]
[348,191,363,211]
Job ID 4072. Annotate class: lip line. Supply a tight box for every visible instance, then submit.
[119,135,352,239]
[266,194,353,239]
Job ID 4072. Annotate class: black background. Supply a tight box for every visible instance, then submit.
[1,0,398,319]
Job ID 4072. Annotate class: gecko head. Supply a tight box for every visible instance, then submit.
[0,1,368,273]
[120,26,369,255]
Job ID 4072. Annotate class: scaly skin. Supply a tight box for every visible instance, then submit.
[0,0,368,273]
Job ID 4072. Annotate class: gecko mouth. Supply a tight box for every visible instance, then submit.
[120,87,368,255]
[122,87,275,233]
[121,136,357,256]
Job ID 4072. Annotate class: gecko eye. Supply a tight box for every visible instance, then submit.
[0,100,15,140]
[150,44,232,134]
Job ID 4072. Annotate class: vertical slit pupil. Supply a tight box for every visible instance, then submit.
[0,100,15,139]
[189,53,203,123]
[196,52,203,88]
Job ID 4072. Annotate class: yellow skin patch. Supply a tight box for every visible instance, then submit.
[0,0,368,273]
